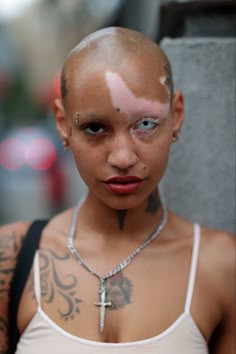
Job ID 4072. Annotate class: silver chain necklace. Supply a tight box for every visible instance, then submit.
[67,197,167,332]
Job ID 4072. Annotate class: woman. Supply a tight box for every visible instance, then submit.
[0,27,235,354]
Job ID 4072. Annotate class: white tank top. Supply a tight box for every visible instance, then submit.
[15,224,208,354]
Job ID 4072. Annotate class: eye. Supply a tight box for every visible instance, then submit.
[82,123,105,135]
[134,117,158,131]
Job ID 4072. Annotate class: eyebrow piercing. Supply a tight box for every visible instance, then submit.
[75,112,79,125]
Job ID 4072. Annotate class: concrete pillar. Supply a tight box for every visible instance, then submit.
[117,0,161,39]
[160,38,236,234]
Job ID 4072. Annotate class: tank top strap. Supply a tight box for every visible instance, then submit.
[184,223,201,314]
[33,251,42,307]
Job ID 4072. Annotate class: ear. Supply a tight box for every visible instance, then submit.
[53,98,68,140]
[170,90,184,142]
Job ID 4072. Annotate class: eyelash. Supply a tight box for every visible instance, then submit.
[80,122,106,136]
[79,116,162,136]
[133,116,161,131]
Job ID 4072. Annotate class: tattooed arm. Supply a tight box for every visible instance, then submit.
[0,222,30,353]
[207,232,236,354]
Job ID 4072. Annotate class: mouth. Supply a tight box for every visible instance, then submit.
[104,176,143,194]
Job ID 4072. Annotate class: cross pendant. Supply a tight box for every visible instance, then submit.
[94,282,112,332]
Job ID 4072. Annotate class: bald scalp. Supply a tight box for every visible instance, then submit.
[61,27,173,106]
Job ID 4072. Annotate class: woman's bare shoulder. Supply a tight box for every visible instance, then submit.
[45,207,76,238]
[170,212,235,274]
[0,221,32,292]
[200,226,235,305]
[200,227,235,351]
[0,219,32,234]
[0,220,32,255]
[200,226,235,268]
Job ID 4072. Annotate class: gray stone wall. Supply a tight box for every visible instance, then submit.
[160,38,236,234]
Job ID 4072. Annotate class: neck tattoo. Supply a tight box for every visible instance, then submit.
[67,197,167,332]
[116,209,127,230]
[145,190,160,214]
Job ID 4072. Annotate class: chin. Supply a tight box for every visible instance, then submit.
[96,192,148,211]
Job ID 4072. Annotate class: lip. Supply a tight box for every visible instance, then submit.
[104,176,143,195]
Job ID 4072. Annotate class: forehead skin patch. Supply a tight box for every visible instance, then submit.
[160,74,167,86]
[105,71,170,121]
[160,74,171,98]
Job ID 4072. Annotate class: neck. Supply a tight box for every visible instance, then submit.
[76,188,164,242]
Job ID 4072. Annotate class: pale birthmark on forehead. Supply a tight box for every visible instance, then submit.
[160,64,171,89]
[105,71,170,121]
[160,74,170,88]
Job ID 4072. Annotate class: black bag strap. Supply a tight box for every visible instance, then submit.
[8,220,48,354]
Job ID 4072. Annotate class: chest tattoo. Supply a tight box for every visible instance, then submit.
[39,249,82,321]
[106,272,133,310]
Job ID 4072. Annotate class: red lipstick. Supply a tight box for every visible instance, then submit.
[104,176,143,194]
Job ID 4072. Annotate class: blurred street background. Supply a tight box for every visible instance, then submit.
[0,0,235,233]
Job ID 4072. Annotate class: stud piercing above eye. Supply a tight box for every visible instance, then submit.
[75,112,79,125]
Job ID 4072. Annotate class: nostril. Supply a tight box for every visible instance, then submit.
[107,151,139,169]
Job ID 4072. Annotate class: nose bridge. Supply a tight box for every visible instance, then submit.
[108,131,138,169]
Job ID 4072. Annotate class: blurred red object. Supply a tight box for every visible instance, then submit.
[24,137,57,171]
[0,128,57,171]
[34,70,61,110]
[0,137,25,170]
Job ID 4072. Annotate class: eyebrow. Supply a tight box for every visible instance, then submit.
[75,112,103,120]
[163,63,171,75]
[131,103,170,119]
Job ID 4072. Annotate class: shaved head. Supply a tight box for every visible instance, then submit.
[60,27,173,108]
[55,27,184,196]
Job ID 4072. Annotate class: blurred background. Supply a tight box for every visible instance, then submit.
[0,0,235,233]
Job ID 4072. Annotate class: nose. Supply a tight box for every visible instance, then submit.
[107,133,139,170]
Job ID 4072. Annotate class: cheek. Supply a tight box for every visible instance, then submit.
[141,135,171,177]
[71,143,107,180]
[132,129,157,140]
[72,150,94,187]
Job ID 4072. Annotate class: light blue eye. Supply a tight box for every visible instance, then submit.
[136,119,157,130]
